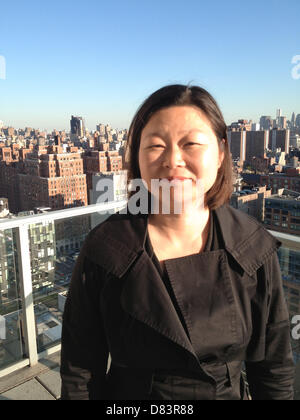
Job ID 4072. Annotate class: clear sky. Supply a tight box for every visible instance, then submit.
[0,0,299,132]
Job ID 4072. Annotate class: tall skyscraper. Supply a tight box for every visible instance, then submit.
[245,130,269,162]
[227,130,246,163]
[276,109,282,128]
[228,129,269,166]
[260,116,273,130]
[279,116,287,129]
[96,123,106,136]
[70,116,85,138]
[291,112,296,127]
[269,129,290,153]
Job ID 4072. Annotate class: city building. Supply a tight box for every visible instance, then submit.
[70,116,85,139]
[263,189,300,235]
[279,116,287,129]
[83,150,108,193]
[83,150,123,204]
[55,216,90,257]
[268,129,290,153]
[291,113,296,128]
[0,213,18,306]
[28,219,56,297]
[89,170,128,206]
[228,129,269,168]
[245,130,269,163]
[230,185,272,222]
[18,145,88,211]
[260,116,273,130]
[260,172,300,194]
[0,198,9,218]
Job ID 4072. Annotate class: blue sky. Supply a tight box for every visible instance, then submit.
[0,0,299,131]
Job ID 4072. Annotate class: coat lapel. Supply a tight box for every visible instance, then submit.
[119,249,199,359]
[214,204,282,277]
[164,249,242,360]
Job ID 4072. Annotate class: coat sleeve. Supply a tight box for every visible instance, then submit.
[245,249,295,400]
[60,246,109,400]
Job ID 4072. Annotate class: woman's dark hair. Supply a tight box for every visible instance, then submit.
[125,84,234,210]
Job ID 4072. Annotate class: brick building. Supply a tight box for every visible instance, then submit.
[83,150,123,203]
[18,145,88,211]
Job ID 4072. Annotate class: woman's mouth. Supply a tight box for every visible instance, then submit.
[159,177,193,182]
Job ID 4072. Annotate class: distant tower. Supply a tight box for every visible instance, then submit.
[70,116,85,138]
[260,116,272,130]
[291,112,296,127]
[276,109,282,128]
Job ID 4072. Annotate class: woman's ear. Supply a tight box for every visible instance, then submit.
[218,139,226,168]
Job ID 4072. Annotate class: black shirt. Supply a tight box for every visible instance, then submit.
[144,210,223,339]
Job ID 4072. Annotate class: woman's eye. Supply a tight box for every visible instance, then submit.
[150,144,164,148]
[185,142,209,146]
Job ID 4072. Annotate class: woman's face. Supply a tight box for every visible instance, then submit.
[138,105,224,211]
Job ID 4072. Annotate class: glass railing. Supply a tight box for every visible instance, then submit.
[0,227,24,371]
[0,205,299,398]
[0,201,127,377]
[268,230,300,375]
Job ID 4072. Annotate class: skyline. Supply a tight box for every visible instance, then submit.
[0,105,299,134]
[0,0,300,131]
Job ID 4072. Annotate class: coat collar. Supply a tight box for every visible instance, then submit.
[86,203,281,279]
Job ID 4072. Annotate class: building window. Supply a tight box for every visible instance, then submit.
[290,304,299,313]
[290,289,300,296]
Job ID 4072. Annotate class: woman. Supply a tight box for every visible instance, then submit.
[60,84,295,400]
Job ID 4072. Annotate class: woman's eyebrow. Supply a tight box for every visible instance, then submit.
[144,129,207,139]
[144,132,164,139]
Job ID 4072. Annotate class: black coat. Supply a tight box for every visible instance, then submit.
[60,203,295,400]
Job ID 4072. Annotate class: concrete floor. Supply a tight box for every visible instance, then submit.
[0,351,61,400]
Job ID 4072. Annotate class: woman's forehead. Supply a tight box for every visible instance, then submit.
[141,106,214,138]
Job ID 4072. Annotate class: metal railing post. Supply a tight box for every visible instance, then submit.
[16,224,38,366]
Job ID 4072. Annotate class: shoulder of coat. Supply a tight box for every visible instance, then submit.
[216,204,282,276]
[79,210,146,275]
[217,203,280,244]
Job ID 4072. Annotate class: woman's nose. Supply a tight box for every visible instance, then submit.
[162,146,185,168]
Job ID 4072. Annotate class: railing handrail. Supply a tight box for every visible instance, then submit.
[1,202,300,245]
[268,229,300,244]
[0,200,128,230]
